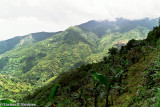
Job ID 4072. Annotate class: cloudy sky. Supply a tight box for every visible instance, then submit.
[0,0,160,41]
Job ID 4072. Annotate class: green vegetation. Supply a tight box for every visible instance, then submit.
[48,84,60,106]
[0,18,159,105]
[0,73,33,100]
[21,20,160,106]
[0,32,58,54]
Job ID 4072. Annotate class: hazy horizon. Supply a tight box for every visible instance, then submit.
[0,0,160,41]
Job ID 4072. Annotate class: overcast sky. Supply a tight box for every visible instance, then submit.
[0,0,160,41]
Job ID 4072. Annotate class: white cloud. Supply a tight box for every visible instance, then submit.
[0,0,160,41]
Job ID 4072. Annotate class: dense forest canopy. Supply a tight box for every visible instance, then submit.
[0,18,160,107]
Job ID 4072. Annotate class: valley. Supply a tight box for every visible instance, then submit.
[0,18,159,106]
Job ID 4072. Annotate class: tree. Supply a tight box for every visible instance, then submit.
[94,72,110,107]
[49,84,60,107]
[108,47,118,64]
[108,47,118,55]
[126,39,138,50]
[93,59,129,107]
[159,17,160,27]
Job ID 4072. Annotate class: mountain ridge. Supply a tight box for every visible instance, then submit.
[0,18,159,100]
[0,31,61,55]
[21,21,160,106]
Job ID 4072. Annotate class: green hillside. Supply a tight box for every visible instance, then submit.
[0,73,33,100]
[0,18,158,100]
[21,22,160,107]
[0,32,59,54]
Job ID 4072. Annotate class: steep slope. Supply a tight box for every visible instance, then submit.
[0,73,33,100]
[0,18,158,100]
[0,27,97,85]
[21,23,160,107]
[0,32,60,54]
[0,25,151,85]
[78,18,158,37]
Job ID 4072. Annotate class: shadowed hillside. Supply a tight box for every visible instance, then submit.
[21,20,160,107]
[0,18,159,101]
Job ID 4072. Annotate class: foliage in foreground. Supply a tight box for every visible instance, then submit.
[21,24,160,106]
[0,18,155,100]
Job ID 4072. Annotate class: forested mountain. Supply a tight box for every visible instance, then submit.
[21,20,160,107]
[79,18,158,37]
[0,32,60,54]
[0,18,159,101]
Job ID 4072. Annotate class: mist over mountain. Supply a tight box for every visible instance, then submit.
[0,18,159,102]
[21,18,160,106]
[79,18,158,37]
